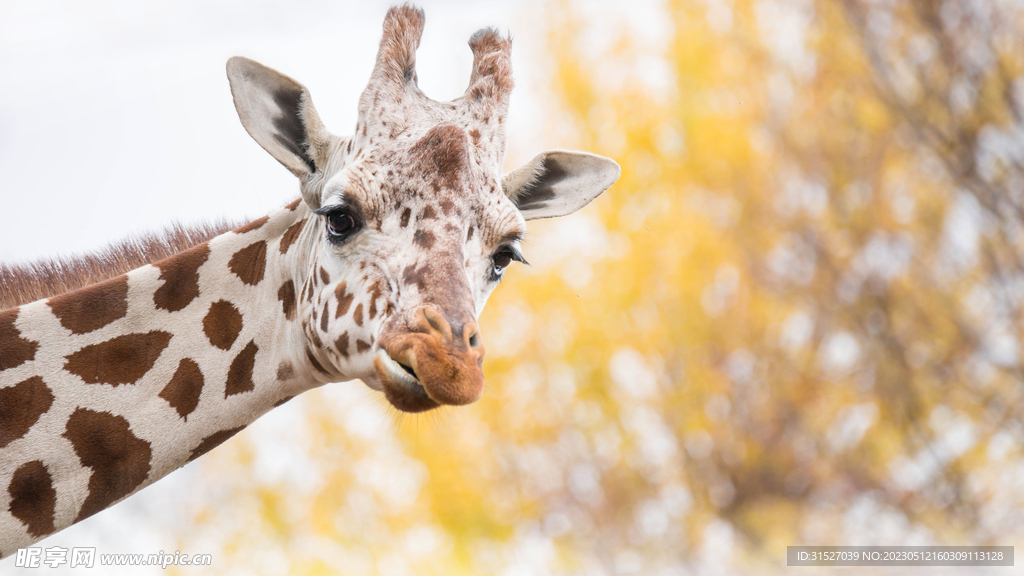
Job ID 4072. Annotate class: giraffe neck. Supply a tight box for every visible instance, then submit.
[0,199,323,554]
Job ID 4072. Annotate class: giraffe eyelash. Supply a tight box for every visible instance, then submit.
[494,245,527,266]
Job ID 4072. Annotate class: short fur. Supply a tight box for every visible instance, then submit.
[0,4,619,556]
[0,220,243,311]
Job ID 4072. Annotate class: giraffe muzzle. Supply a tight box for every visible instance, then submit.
[374,306,486,412]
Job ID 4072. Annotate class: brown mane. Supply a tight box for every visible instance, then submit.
[0,220,244,311]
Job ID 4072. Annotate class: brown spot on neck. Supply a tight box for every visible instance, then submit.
[276,361,295,380]
[279,219,307,254]
[0,308,38,371]
[153,243,211,312]
[203,300,244,351]
[8,460,56,537]
[278,281,297,320]
[64,331,172,386]
[159,359,204,420]
[0,376,53,449]
[234,215,270,234]
[225,341,259,397]
[189,427,244,462]
[273,395,295,407]
[64,408,152,522]
[47,275,129,335]
[229,241,268,286]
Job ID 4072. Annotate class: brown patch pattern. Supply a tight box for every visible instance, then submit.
[153,243,211,312]
[64,331,172,386]
[335,282,354,318]
[273,395,295,407]
[278,281,297,320]
[228,240,268,286]
[284,198,302,210]
[353,303,364,326]
[0,376,53,449]
[202,300,244,351]
[410,125,471,191]
[276,361,295,380]
[279,219,306,254]
[189,427,244,462]
[400,208,412,228]
[233,216,269,234]
[225,340,258,397]
[320,300,330,332]
[402,264,429,292]
[368,281,383,320]
[413,229,436,249]
[47,275,129,335]
[63,408,152,522]
[305,348,331,376]
[335,333,350,358]
[159,359,204,420]
[356,339,371,353]
[0,308,38,372]
[8,460,56,537]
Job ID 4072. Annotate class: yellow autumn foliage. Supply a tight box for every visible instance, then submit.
[173,1,1024,574]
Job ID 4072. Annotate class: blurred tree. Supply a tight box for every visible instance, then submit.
[172,1,1024,574]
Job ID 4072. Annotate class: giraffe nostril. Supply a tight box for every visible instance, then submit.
[423,308,443,332]
[468,332,480,348]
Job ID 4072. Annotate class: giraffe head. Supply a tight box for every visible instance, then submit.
[226,5,619,412]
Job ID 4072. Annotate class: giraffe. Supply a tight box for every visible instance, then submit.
[0,4,619,555]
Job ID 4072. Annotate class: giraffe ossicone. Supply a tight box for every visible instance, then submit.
[0,4,619,554]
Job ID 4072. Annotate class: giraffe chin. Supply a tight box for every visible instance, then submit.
[374,334,486,412]
[374,351,439,413]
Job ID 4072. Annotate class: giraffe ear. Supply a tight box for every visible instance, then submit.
[227,56,330,180]
[502,151,621,221]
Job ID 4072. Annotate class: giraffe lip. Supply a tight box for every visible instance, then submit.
[376,350,421,387]
[374,350,439,413]
[399,362,419,380]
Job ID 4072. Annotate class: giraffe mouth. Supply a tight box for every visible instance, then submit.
[374,323,485,412]
[374,350,440,413]
[376,350,420,386]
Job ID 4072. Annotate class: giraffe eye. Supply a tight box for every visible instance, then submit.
[326,209,359,241]
[492,251,514,272]
[491,246,525,277]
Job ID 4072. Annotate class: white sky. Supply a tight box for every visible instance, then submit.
[0,0,552,263]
